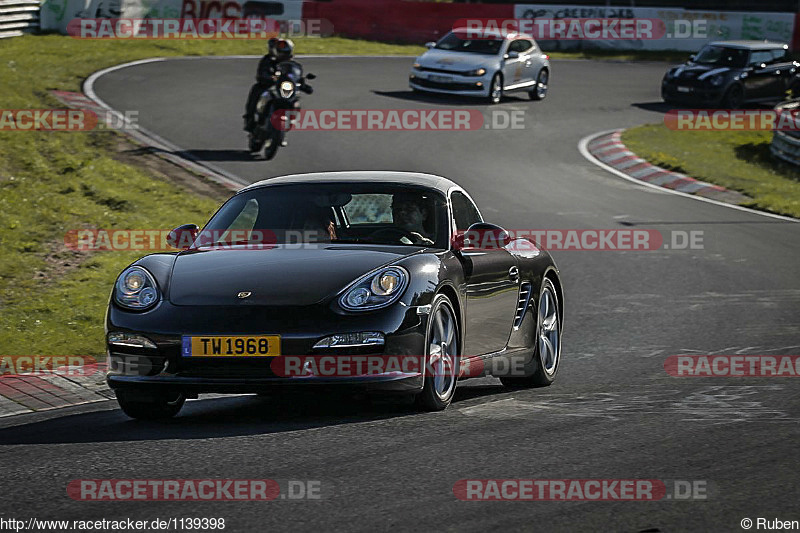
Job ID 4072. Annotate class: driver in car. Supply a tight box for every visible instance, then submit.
[391,193,434,246]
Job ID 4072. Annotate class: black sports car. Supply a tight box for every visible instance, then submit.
[661,41,800,108]
[105,172,563,418]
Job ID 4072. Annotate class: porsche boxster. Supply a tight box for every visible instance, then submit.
[105,172,563,418]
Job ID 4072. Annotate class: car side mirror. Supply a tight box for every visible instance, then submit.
[167,224,199,250]
[306,73,316,80]
[505,51,520,60]
[454,222,511,251]
[688,54,696,62]
[425,42,436,49]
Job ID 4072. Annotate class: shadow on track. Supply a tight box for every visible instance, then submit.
[0,383,507,445]
[372,90,529,106]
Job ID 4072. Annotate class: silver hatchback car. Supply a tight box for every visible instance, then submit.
[409,29,551,104]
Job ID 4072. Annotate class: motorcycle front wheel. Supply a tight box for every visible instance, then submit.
[263,129,285,161]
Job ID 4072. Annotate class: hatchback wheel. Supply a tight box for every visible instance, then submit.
[487,73,503,104]
[530,69,549,101]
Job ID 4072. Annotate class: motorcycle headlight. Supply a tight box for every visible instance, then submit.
[339,266,409,311]
[279,81,296,98]
[709,74,724,87]
[114,266,160,310]
[464,67,487,77]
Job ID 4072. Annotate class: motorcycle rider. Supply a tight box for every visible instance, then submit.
[243,38,295,134]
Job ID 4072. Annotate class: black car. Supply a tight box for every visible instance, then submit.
[661,41,800,108]
[106,172,563,419]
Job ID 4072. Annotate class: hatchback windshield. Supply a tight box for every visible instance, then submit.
[693,45,749,68]
[198,183,449,248]
[435,32,504,55]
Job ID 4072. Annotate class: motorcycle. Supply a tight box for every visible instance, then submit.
[248,61,315,160]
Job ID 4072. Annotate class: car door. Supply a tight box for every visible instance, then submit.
[502,40,529,88]
[451,190,518,357]
[516,39,539,84]
[744,50,781,100]
[769,47,797,98]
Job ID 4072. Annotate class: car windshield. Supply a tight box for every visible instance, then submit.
[693,45,749,68]
[199,183,449,248]
[435,32,503,55]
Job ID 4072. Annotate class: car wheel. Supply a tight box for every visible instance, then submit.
[415,294,459,411]
[529,69,549,101]
[116,389,186,420]
[500,277,561,389]
[488,73,503,104]
[722,84,744,109]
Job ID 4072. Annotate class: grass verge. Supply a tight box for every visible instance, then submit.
[0,34,426,357]
[621,125,800,218]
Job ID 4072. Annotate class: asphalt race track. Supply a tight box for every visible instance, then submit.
[1,57,799,532]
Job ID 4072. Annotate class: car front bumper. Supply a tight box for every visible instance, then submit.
[662,80,725,105]
[409,71,490,96]
[105,300,429,394]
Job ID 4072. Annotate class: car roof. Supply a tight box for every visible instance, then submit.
[451,27,533,41]
[240,171,460,194]
[709,40,788,50]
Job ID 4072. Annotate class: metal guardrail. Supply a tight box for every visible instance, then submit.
[0,0,40,38]
[771,99,800,166]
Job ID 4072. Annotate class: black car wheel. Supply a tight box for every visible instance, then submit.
[722,84,744,109]
[501,277,561,389]
[529,69,549,101]
[488,73,503,104]
[415,294,459,411]
[116,389,186,420]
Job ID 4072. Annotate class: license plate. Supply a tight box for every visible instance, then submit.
[429,75,452,83]
[677,86,691,93]
[182,336,281,357]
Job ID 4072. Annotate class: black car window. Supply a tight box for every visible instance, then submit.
[750,50,774,67]
[509,40,533,54]
[771,48,788,63]
[435,32,504,55]
[451,191,482,232]
[202,183,449,248]
[693,45,748,68]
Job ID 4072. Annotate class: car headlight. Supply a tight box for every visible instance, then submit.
[279,80,296,98]
[413,62,422,70]
[709,74,724,87]
[464,67,487,77]
[115,266,160,310]
[339,266,409,311]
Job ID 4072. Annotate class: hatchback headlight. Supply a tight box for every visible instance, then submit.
[464,67,487,77]
[339,267,409,311]
[279,81,296,98]
[115,266,160,310]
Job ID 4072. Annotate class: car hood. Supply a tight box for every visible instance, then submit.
[168,245,420,306]
[418,50,496,71]
[669,63,734,81]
